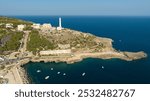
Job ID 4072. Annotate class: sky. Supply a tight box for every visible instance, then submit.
[0,0,150,16]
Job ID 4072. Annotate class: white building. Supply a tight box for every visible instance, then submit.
[6,23,13,28]
[32,23,41,29]
[17,24,26,31]
[41,23,52,31]
[40,49,71,55]
[57,17,63,30]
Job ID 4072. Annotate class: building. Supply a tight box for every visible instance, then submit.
[41,23,52,31]
[32,23,41,29]
[57,17,63,30]
[6,23,13,28]
[17,24,26,31]
[40,49,71,55]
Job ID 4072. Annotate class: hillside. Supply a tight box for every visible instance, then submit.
[0,17,30,54]
[0,16,147,62]
[0,16,32,27]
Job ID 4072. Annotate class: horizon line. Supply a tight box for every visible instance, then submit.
[1,15,150,17]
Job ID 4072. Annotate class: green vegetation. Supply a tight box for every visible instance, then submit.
[0,32,23,51]
[24,25,33,30]
[0,29,7,39]
[27,30,54,54]
[0,16,108,55]
[0,16,32,28]
[70,34,97,48]
[0,16,32,53]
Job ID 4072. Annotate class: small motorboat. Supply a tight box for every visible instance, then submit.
[63,73,66,76]
[37,70,41,73]
[102,66,104,69]
[57,72,60,74]
[51,68,53,70]
[45,76,49,80]
[82,73,86,76]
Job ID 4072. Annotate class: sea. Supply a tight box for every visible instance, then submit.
[11,16,150,84]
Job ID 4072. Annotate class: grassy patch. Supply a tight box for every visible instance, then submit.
[27,30,54,54]
[0,32,23,51]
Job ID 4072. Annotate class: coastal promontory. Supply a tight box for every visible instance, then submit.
[0,16,147,84]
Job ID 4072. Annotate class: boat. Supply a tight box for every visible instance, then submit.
[57,72,60,74]
[102,66,104,69]
[51,68,53,70]
[45,76,49,80]
[63,73,66,76]
[37,70,41,73]
[82,73,86,76]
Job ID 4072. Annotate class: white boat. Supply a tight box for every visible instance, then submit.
[82,73,86,76]
[45,76,49,80]
[63,73,66,76]
[37,70,41,73]
[51,68,53,70]
[102,66,104,69]
[57,72,60,74]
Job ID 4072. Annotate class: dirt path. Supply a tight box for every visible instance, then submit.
[22,31,30,53]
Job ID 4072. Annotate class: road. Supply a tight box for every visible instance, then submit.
[19,31,30,53]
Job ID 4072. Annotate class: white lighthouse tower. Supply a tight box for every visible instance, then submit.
[59,17,62,28]
[57,17,62,30]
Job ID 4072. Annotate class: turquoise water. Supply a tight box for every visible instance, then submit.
[14,16,150,84]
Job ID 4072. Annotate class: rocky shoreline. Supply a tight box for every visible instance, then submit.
[29,51,147,64]
[16,50,147,84]
[18,51,147,65]
[17,66,29,84]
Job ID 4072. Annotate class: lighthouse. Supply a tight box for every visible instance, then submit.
[59,17,62,28]
[57,17,62,30]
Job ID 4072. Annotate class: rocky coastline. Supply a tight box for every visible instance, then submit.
[21,51,147,65]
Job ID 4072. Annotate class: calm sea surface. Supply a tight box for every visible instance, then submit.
[12,16,150,84]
